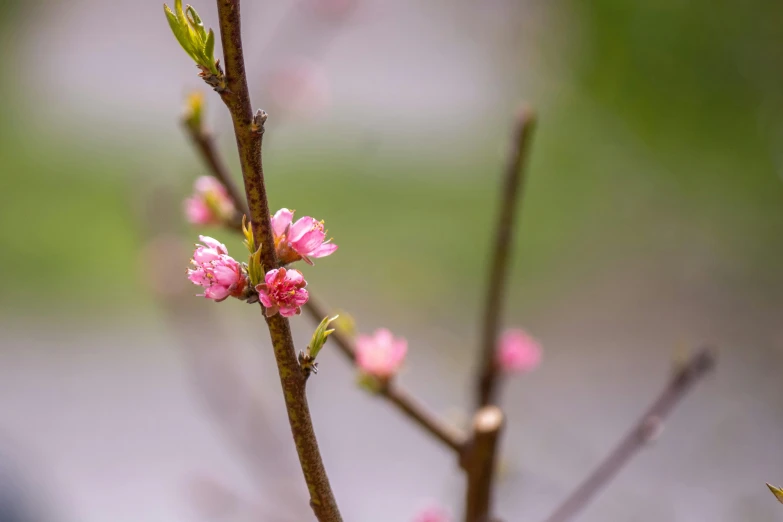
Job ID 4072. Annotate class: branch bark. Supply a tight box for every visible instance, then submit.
[214,1,342,520]
[476,106,537,409]
[464,406,504,522]
[542,347,717,522]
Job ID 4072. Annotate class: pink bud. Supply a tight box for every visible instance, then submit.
[413,506,450,522]
[356,328,407,379]
[271,208,338,265]
[496,328,542,373]
[255,267,309,317]
[188,236,247,301]
[184,176,236,226]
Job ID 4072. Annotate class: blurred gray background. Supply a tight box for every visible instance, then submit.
[0,0,782,520]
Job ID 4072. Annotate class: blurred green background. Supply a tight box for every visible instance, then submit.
[2,0,781,316]
[0,1,782,521]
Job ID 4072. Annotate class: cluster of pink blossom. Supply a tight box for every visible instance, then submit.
[187,192,542,382]
[187,199,336,318]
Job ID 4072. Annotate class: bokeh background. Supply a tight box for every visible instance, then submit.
[1,0,782,520]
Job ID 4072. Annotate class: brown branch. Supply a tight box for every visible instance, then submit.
[214,1,342,520]
[476,106,537,409]
[304,296,467,454]
[182,117,466,456]
[542,347,717,522]
[464,406,504,522]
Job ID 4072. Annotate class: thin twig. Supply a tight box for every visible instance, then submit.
[214,1,342,520]
[475,106,537,409]
[542,347,717,522]
[304,296,467,454]
[464,406,504,522]
[182,121,248,221]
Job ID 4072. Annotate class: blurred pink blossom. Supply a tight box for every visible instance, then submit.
[271,208,338,265]
[188,236,247,301]
[496,328,542,373]
[184,176,236,226]
[255,267,309,317]
[413,506,451,522]
[267,59,331,118]
[356,329,407,379]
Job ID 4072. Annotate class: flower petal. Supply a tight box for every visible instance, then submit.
[288,216,319,243]
[309,242,338,258]
[271,208,294,237]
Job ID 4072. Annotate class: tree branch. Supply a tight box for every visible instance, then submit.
[475,105,537,409]
[182,119,248,226]
[542,347,717,522]
[304,296,467,454]
[214,1,342,520]
[464,406,504,522]
[182,116,467,457]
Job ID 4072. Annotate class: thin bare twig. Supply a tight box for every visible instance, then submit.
[542,347,717,522]
[476,106,537,409]
[183,121,248,222]
[214,1,341,520]
[304,296,467,454]
[464,406,504,522]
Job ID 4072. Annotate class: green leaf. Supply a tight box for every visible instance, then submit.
[163,2,196,60]
[185,5,208,42]
[307,315,339,361]
[163,0,222,76]
[768,483,783,505]
[204,29,217,74]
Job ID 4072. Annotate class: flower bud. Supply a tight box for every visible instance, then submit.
[356,328,407,382]
[496,328,541,374]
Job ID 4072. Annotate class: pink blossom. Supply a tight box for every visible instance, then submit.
[413,506,450,522]
[184,176,236,226]
[187,236,247,301]
[255,267,309,317]
[267,59,331,119]
[496,328,542,373]
[271,208,338,265]
[356,329,407,379]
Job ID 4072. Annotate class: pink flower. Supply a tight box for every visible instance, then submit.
[255,267,309,317]
[267,59,331,119]
[496,328,542,373]
[413,506,450,522]
[184,176,236,226]
[356,329,407,379]
[271,208,338,265]
[188,236,247,301]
